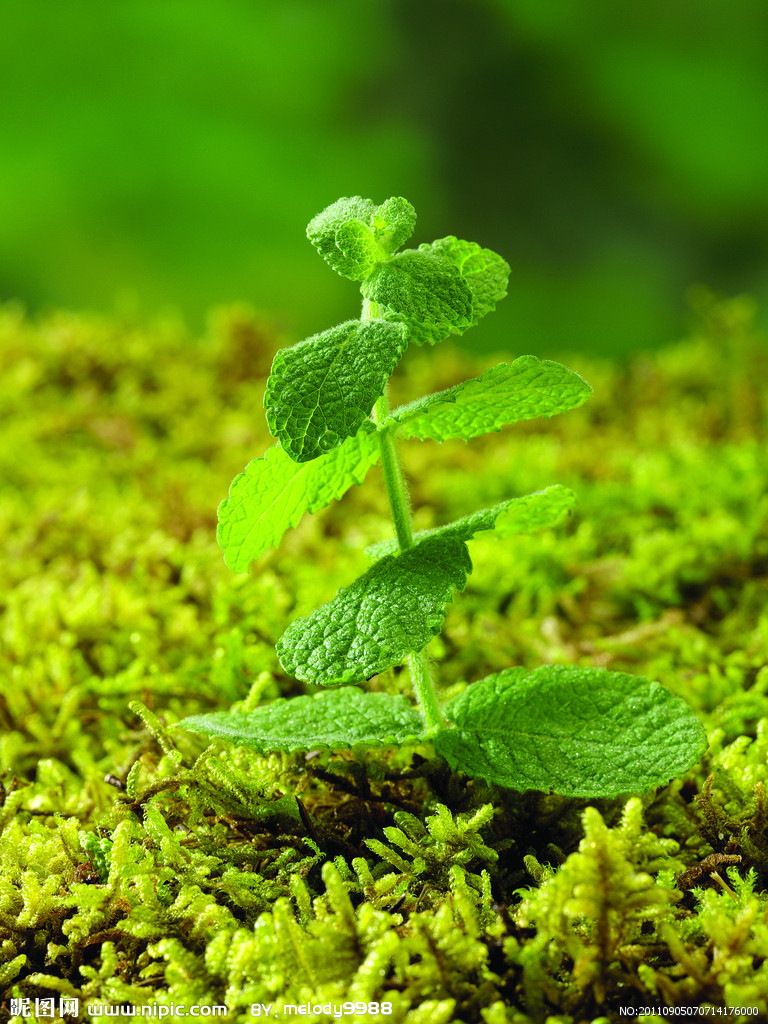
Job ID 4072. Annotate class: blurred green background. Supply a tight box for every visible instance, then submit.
[2,0,767,357]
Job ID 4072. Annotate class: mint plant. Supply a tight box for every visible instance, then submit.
[180,196,706,798]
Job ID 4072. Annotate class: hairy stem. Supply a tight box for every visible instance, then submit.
[374,412,414,552]
[366,303,444,732]
[407,648,443,734]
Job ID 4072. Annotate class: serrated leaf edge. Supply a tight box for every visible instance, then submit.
[390,356,593,441]
[217,428,380,573]
[365,485,576,560]
[178,690,427,754]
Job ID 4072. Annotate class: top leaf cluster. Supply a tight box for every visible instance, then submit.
[267,197,511,464]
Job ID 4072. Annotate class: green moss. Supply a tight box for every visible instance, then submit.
[1,293,767,1021]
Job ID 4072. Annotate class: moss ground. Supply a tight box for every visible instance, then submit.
[1,293,767,1023]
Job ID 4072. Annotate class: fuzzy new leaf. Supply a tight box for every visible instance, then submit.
[392,356,592,442]
[179,689,425,753]
[265,319,408,462]
[217,428,380,572]
[366,485,575,559]
[421,236,510,326]
[306,196,416,280]
[435,665,707,797]
[374,197,417,252]
[277,537,472,685]
[361,250,473,345]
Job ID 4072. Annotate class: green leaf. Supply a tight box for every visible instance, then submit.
[374,196,417,253]
[306,197,378,280]
[420,236,510,326]
[178,689,425,753]
[277,537,472,685]
[392,356,592,442]
[217,427,381,572]
[333,220,380,277]
[435,665,707,797]
[306,196,416,280]
[367,485,575,559]
[361,249,473,345]
[265,319,408,462]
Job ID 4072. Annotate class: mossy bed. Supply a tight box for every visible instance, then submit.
[1,293,767,1023]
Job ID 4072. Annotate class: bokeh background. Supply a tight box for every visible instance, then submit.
[2,0,767,357]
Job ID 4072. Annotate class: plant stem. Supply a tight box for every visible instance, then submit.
[374,406,414,552]
[366,302,444,733]
[407,648,444,734]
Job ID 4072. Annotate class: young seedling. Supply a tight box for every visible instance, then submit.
[181,196,705,798]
